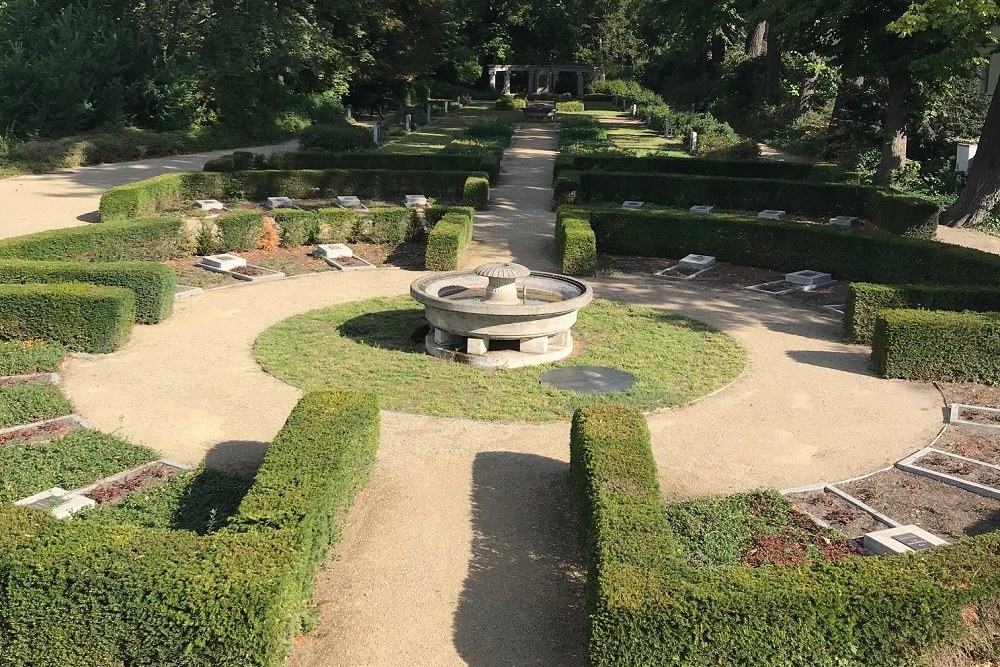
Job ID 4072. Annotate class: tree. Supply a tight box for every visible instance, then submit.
[891,0,1000,227]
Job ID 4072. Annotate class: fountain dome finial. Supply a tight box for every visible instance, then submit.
[474,262,531,279]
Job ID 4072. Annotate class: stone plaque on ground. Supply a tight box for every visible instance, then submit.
[405,195,428,208]
[829,215,858,227]
[314,244,353,260]
[892,532,936,551]
[689,205,714,215]
[336,195,364,209]
[539,366,638,394]
[785,270,833,287]
[200,254,247,271]
[622,201,644,209]
[195,199,226,211]
[758,209,786,220]
[679,254,716,270]
[266,196,296,210]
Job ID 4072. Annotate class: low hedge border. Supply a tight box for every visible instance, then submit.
[100,170,490,220]
[872,309,1000,384]
[847,283,1000,344]
[425,212,474,270]
[558,207,1000,288]
[553,154,855,183]
[0,217,184,262]
[555,207,596,275]
[0,390,379,666]
[205,151,501,183]
[571,402,1000,667]
[269,207,418,248]
[0,283,135,353]
[0,260,175,324]
[570,171,939,238]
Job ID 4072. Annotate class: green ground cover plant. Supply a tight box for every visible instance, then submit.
[0,382,73,429]
[0,429,156,502]
[0,340,65,376]
[254,296,745,421]
[79,466,254,534]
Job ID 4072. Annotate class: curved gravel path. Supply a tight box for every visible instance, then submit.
[57,125,943,666]
[0,140,296,239]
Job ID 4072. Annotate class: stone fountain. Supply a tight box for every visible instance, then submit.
[409,262,593,368]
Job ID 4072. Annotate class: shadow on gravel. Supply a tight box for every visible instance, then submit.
[785,349,876,376]
[204,439,270,477]
[453,451,586,667]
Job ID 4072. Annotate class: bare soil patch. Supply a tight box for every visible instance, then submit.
[788,489,889,538]
[84,462,182,505]
[940,382,1000,410]
[919,452,1000,489]
[0,415,82,446]
[936,428,1000,466]
[959,407,1000,426]
[841,468,1000,541]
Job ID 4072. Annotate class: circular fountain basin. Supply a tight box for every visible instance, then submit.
[410,268,593,368]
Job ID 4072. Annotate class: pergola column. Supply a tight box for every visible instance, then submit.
[576,72,585,96]
[489,68,497,90]
[503,71,511,94]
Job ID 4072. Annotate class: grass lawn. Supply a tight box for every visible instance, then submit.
[379,103,522,155]
[607,126,688,156]
[0,340,65,376]
[255,296,745,421]
[0,429,156,502]
[0,382,73,428]
[79,466,253,534]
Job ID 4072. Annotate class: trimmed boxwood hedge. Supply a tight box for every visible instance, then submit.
[872,309,1000,384]
[0,283,135,353]
[425,212,474,270]
[463,176,490,209]
[571,171,940,238]
[0,217,184,262]
[847,282,1000,344]
[0,260,175,324]
[205,151,502,183]
[100,170,490,220]
[298,123,372,152]
[560,207,1000,287]
[571,402,1000,667]
[555,207,596,275]
[0,390,379,667]
[269,207,417,248]
[553,154,854,183]
[217,211,265,252]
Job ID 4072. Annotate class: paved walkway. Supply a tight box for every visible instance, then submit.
[57,123,944,666]
[0,141,296,239]
[936,224,1000,255]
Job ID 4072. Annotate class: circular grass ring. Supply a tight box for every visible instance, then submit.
[254,297,746,422]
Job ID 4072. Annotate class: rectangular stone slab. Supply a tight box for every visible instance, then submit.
[621,201,644,209]
[199,254,247,271]
[829,215,858,227]
[758,209,786,220]
[678,254,716,269]
[689,205,714,215]
[266,196,296,209]
[785,270,833,287]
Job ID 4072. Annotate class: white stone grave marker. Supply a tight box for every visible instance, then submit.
[678,254,717,270]
[405,194,428,208]
[266,196,296,210]
[314,244,353,260]
[828,215,858,227]
[758,209,786,220]
[621,201,644,210]
[785,270,833,287]
[864,525,947,555]
[200,254,247,271]
[336,195,364,209]
[689,205,714,215]
[15,487,95,519]
[195,199,226,211]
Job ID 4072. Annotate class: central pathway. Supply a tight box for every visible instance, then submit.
[59,124,943,666]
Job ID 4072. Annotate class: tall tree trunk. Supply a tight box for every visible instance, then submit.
[745,21,766,59]
[710,35,726,65]
[874,69,910,187]
[941,83,1000,227]
[764,26,781,102]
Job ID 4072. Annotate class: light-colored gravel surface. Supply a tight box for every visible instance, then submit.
[936,224,1000,255]
[0,141,295,239]
[54,124,943,666]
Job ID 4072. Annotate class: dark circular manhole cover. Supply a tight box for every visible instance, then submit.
[540,366,638,394]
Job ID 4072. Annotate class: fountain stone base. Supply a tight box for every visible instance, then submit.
[410,263,593,369]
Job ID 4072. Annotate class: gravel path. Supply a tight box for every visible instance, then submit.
[0,140,296,239]
[55,124,943,666]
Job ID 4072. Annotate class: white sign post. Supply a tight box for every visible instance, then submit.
[405,114,412,132]
[426,106,432,124]
[373,123,380,146]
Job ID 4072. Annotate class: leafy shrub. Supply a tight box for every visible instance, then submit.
[0,429,156,502]
[0,260,175,324]
[872,309,1000,383]
[424,205,474,229]
[495,95,527,111]
[0,283,135,353]
[555,207,596,275]
[362,208,412,245]
[570,402,1000,667]
[0,391,379,666]
[464,117,515,145]
[298,123,372,152]
[0,340,64,376]
[0,382,73,429]
[706,139,762,160]
[272,210,318,247]
[574,172,940,238]
[314,208,356,243]
[463,176,490,209]
[195,218,219,255]
[0,217,184,262]
[564,207,1000,287]
[556,101,585,112]
[425,212,474,270]
[216,211,263,252]
[846,283,1000,344]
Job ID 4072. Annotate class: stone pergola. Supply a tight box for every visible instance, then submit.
[487,65,602,97]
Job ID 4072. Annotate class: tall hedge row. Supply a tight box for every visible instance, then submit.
[0,283,135,353]
[570,403,1000,667]
[872,309,1000,384]
[846,282,1000,344]
[269,207,419,248]
[555,207,596,275]
[0,391,380,666]
[554,154,854,183]
[561,207,1000,287]
[571,171,940,238]
[425,212,474,270]
[0,260,175,324]
[205,151,501,183]
[100,170,490,221]
[0,217,184,261]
